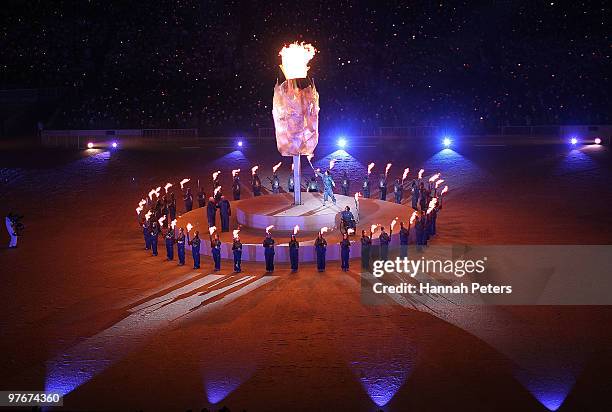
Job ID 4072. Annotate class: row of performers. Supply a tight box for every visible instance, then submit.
[140,206,441,274]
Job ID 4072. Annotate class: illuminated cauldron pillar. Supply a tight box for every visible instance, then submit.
[273,42,319,205]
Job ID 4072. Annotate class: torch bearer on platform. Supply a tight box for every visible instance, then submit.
[273,41,319,205]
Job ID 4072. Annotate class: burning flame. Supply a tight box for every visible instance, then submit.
[418,169,424,179]
[391,218,398,231]
[213,170,221,181]
[232,169,240,178]
[251,165,259,175]
[139,199,147,207]
[148,189,156,200]
[435,179,445,188]
[347,228,355,235]
[158,216,166,226]
[370,224,378,234]
[180,178,190,189]
[410,211,418,225]
[154,187,161,198]
[186,223,193,232]
[265,225,274,234]
[428,173,441,183]
[145,211,152,221]
[329,159,338,170]
[136,206,143,214]
[293,225,300,235]
[367,162,375,175]
[306,154,315,169]
[320,226,329,234]
[279,42,317,80]
[402,167,410,181]
[171,219,177,229]
[164,183,173,193]
[291,163,294,171]
[214,186,222,198]
[440,186,449,195]
[272,161,282,174]
[209,226,217,236]
[427,198,438,214]
[233,229,240,238]
[385,163,392,176]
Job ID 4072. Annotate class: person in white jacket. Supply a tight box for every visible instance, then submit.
[5,214,18,248]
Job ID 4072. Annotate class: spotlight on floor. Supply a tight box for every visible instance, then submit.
[237,140,244,148]
[337,137,347,148]
[111,141,118,148]
[443,137,452,147]
[87,142,94,149]
[570,137,578,146]
[594,137,602,145]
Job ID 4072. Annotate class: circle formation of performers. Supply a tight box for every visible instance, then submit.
[137,164,448,273]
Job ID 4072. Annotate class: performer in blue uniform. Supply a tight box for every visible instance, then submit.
[393,178,403,204]
[142,218,151,250]
[415,214,424,252]
[232,175,241,200]
[362,176,370,198]
[288,175,295,192]
[316,169,336,206]
[218,196,231,232]
[341,171,350,196]
[361,229,372,270]
[197,188,206,208]
[341,206,356,233]
[184,188,193,212]
[165,225,175,261]
[315,232,327,272]
[232,234,242,273]
[271,174,280,193]
[189,230,201,269]
[379,226,391,261]
[419,182,428,212]
[177,228,186,265]
[210,231,221,271]
[206,197,217,228]
[289,234,299,272]
[150,222,160,256]
[399,221,410,259]
[252,172,262,196]
[411,181,419,210]
[263,233,275,272]
[378,174,387,200]
[340,233,351,271]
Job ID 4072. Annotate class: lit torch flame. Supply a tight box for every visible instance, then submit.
[370,224,378,234]
[402,167,410,181]
[171,219,177,229]
[428,173,441,183]
[136,206,143,215]
[410,211,418,225]
[164,183,173,193]
[139,199,147,207]
[329,159,338,170]
[367,162,375,175]
[347,228,355,235]
[148,189,156,200]
[212,170,221,181]
[385,163,392,176]
[180,178,190,189]
[272,161,282,174]
[265,225,274,234]
[233,229,240,238]
[251,165,259,175]
[320,226,329,234]
[209,226,217,236]
[391,218,398,231]
[145,211,152,221]
[440,186,449,195]
[213,186,222,198]
[279,42,317,80]
[158,215,166,226]
[435,179,445,188]
[232,169,240,178]
[418,169,424,179]
[154,186,161,198]
[293,225,300,235]
[427,198,438,214]
[186,223,193,232]
[306,154,315,170]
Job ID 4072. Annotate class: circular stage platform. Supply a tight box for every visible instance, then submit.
[176,193,417,263]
